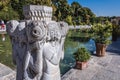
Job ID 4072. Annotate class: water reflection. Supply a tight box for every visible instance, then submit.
[60,38,96,75]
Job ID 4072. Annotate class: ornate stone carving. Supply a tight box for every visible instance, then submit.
[6,20,27,80]
[24,21,47,80]
[42,22,61,80]
[23,5,52,21]
[58,21,69,59]
[7,5,69,80]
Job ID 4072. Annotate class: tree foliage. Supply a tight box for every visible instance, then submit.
[0,0,109,25]
[91,21,112,45]
[0,0,19,22]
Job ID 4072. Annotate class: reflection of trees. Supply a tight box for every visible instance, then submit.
[70,36,90,42]
[64,36,79,50]
[64,30,91,50]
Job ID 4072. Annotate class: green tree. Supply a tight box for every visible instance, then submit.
[0,0,97,25]
[65,15,73,25]
[11,0,52,19]
[0,0,19,21]
[70,1,95,25]
[71,2,82,25]
[71,1,82,17]
[54,0,70,21]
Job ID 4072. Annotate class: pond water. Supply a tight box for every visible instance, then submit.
[60,38,96,75]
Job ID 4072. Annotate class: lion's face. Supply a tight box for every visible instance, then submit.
[26,21,46,43]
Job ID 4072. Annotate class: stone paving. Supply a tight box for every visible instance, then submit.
[62,38,120,80]
[0,63,16,80]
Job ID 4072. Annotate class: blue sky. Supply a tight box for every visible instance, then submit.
[68,0,120,17]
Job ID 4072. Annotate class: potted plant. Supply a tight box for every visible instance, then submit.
[73,47,91,70]
[91,21,112,57]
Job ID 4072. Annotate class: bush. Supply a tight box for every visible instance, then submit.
[73,47,91,62]
[91,21,112,45]
[0,6,19,22]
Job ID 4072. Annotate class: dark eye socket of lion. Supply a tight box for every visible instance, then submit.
[33,30,37,34]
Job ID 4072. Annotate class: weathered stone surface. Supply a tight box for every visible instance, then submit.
[42,22,61,80]
[0,63,16,80]
[23,5,52,21]
[91,68,120,80]
[6,5,69,80]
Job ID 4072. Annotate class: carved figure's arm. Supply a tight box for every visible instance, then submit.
[43,42,64,65]
[23,50,31,79]
[60,37,66,60]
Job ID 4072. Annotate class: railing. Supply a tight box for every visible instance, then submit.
[69,25,92,29]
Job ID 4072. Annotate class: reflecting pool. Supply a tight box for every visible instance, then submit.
[60,34,96,75]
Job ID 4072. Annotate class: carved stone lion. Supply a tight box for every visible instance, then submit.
[24,21,47,80]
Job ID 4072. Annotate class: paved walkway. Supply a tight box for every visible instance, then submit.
[0,63,16,80]
[62,38,120,80]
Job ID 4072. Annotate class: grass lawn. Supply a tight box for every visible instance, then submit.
[0,34,15,69]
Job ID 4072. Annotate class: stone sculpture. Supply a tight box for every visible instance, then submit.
[6,20,27,80]
[42,22,62,80]
[24,21,47,80]
[58,22,69,59]
[41,21,68,80]
[6,5,69,80]
[23,5,52,21]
